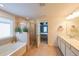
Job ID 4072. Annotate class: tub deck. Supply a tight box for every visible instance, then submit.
[0,41,26,56]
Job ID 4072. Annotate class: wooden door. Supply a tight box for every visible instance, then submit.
[29,22,37,48]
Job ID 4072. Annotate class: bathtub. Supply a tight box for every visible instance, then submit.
[0,41,26,56]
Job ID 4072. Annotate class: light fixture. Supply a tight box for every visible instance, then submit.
[0,4,4,7]
[66,10,79,20]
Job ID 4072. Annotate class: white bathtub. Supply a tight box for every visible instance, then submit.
[0,41,26,56]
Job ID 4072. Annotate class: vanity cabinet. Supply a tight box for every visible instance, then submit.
[66,46,76,56]
[57,36,78,56]
[71,47,79,56]
[61,40,65,55]
[57,36,61,49]
[65,42,76,56]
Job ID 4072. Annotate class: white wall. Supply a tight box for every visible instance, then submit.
[40,4,79,46]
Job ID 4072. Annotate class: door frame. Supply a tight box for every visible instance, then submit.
[36,20,48,48]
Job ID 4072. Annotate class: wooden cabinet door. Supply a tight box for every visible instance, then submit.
[29,22,37,48]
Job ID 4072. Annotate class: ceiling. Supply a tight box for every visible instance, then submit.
[0,3,41,19]
[0,3,79,19]
[40,4,79,19]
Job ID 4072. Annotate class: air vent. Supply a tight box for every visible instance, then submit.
[40,3,46,6]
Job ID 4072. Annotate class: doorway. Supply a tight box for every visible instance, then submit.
[29,21,37,48]
[40,22,48,44]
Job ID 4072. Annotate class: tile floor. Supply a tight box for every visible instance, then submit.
[26,43,63,56]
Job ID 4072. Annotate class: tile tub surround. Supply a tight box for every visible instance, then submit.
[0,41,26,56]
[57,33,79,56]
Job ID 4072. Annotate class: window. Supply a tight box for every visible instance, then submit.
[44,26,48,32]
[40,22,48,33]
[0,17,13,39]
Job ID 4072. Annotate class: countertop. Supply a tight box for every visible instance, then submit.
[58,33,79,51]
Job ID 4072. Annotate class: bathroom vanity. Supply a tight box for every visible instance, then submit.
[57,33,79,56]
